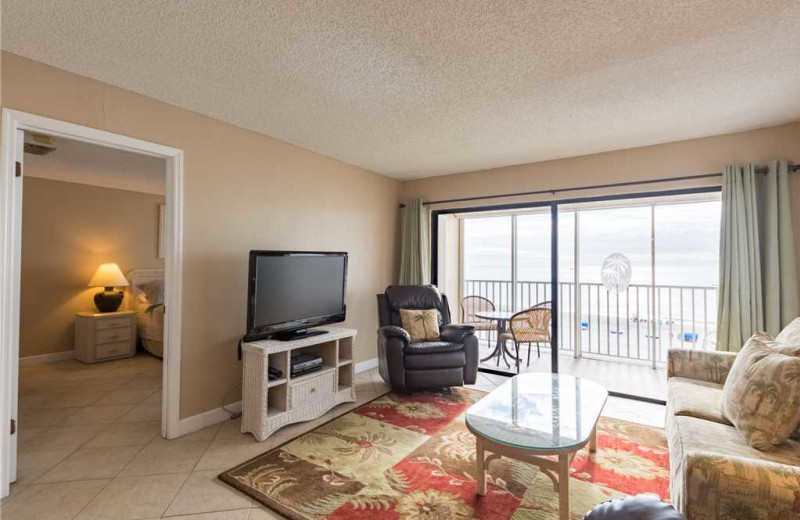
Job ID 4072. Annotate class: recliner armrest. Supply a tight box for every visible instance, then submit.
[378,326,410,344]
[440,324,475,343]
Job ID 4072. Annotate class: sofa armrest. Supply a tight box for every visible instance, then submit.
[667,348,737,385]
[377,325,410,344]
[440,324,475,343]
[675,452,800,519]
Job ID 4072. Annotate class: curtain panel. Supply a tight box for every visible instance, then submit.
[398,199,430,285]
[717,159,798,351]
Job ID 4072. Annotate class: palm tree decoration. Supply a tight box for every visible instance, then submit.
[413,312,435,339]
[601,253,632,294]
[746,379,780,413]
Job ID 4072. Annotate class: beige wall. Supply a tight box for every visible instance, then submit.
[403,122,800,296]
[20,177,165,357]
[2,52,402,418]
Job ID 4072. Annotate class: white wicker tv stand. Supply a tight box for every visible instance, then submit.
[240,326,357,441]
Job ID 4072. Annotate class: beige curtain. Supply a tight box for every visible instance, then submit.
[717,159,798,351]
[398,199,430,285]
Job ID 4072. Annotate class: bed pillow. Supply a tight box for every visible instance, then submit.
[136,280,164,305]
[721,332,800,451]
[776,318,800,345]
[400,309,440,342]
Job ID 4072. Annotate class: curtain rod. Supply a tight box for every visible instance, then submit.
[399,164,800,208]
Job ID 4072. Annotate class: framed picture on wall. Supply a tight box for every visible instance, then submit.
[158,203,166,259]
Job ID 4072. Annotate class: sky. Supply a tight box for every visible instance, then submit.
[462,199,721,288]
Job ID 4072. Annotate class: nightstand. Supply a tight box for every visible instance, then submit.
[75,310,137,363]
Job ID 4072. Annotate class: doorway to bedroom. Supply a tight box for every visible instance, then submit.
[12,134,167,492]
[0,109,185,499]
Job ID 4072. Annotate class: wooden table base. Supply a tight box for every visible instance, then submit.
[474,426,597,520]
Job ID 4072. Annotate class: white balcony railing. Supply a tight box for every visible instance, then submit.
[463,279,717,364]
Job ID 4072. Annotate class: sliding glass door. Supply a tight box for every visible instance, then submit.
[434,188,721,401]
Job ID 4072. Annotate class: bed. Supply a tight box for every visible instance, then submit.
[126,269,165,358]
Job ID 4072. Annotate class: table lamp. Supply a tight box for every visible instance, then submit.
[88,263,129,312]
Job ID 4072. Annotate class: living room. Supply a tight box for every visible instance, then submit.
[0,2,799,520]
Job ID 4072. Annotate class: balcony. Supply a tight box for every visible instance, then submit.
[462,279,717,400]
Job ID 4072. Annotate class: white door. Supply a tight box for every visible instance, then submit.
[2,129,24,496]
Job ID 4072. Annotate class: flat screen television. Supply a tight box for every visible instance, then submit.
[245,251,347,342]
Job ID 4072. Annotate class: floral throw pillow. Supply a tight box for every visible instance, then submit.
[721,332,800,451]
[399,309,440,342]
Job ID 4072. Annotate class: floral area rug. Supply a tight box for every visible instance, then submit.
[219,388,669,520]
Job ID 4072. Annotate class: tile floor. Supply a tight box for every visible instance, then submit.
[1,356,665,519]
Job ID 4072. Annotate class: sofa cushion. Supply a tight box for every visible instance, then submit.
[400,309,440,342]
[721,332,800,451]
[667,377,731,426]
[404,341,463,355]
[776,317,800,345]
[404,350,465,370]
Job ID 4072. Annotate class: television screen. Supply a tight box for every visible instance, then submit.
[246,251,347,340]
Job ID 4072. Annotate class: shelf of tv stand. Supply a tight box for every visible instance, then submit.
[290,365,336,383]
[267,378,287,388]
[240,326,358,441]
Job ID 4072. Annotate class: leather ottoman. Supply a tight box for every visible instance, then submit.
[583,494,685,520]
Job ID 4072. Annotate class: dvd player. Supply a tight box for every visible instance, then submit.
[290,354,323,377]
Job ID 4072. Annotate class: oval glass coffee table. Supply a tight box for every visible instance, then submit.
[466,373,608,520]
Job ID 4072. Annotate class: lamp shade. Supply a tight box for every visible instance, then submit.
[88,263,129,288]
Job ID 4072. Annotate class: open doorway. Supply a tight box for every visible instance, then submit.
[0,109,184,498]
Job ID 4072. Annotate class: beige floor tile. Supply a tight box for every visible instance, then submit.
[150,423,221,445]
[5,449,73,496]
[85,421,161,448]
[163,469,254,517]
[142,389,163,404]
[164,510,250,520]
[248,508,287,520]
[74,473,189,520]
[40,391,103,409]
[118,402,162,423]
[125,377,163,391]
[18,424,108,453]
[92,388,158,406]
[59,404,136,426]
[194,437,271,472]
[37,445,141,483]
[215,417,244,439]
[17,407,82,429]
[0,479,109,520]
[603,396,666,428]
[17,391,58,410]
[15,428,47,451]
[71,377,132,393]
[118,441,209,477]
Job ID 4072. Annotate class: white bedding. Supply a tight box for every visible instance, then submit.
[135,294,164,357]
[127,269,165,358]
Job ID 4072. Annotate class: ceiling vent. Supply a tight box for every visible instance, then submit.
[24,134,57,156]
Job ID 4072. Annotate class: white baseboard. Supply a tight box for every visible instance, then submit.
[173,357,378,439]
[20,350,74,366]
[173,400,241,439]
[355,357,378,373]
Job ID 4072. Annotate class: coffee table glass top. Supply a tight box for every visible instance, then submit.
[466,373,607,450]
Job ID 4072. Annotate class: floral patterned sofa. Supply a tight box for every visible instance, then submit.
[666,347,800,519]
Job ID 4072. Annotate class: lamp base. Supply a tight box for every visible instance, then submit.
[94,290,124,312]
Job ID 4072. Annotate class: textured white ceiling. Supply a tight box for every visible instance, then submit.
[3,1,799,179]
[25,135,165,195]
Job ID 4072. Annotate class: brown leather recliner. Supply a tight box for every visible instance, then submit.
[377,285,479,392]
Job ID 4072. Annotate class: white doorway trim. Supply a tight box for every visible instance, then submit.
[0,108,184,498]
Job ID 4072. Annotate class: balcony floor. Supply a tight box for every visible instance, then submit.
[478,342,668,402]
